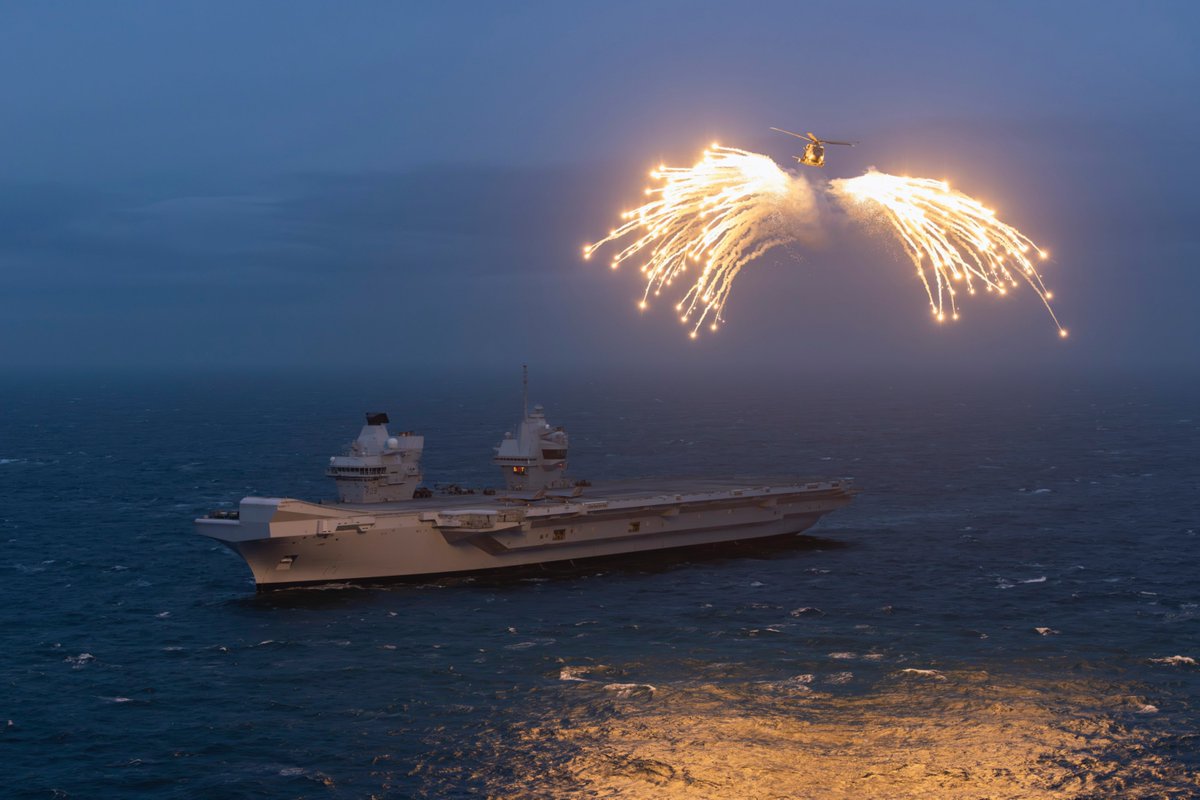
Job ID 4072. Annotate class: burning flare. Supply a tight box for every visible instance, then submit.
[585,145,1066,338]
[583,145,814,337]
[830,171,1066,336]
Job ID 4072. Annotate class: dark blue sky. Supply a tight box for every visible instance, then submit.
[1,1,1196,373]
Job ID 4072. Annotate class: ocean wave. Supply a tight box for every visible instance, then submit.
[504,638,555,650]
[746,627,783,636]
[602,683,656,698]
[1149,655,1196,666]
[759,674,815,693]
[559,666,593,682]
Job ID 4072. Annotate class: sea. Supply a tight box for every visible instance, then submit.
[2,367,1198,799]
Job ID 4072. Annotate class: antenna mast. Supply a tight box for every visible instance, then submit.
[522,364,528,418]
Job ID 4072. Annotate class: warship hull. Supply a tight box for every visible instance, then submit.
[196,479,854,590]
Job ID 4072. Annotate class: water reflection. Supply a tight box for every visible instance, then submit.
[419,665,1196,798]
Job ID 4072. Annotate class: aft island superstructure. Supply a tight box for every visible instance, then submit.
[196,383,856,590]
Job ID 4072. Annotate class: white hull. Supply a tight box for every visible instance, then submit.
[196,479,854,589]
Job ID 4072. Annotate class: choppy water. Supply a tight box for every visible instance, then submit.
[3,368,1198,798]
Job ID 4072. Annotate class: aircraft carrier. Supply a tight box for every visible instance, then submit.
[196,381,856,590]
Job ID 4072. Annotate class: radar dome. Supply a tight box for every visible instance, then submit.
[386,437,399,450]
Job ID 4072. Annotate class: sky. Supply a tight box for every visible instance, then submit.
[1,0,1197,374]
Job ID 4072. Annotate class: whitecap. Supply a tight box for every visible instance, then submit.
[103,696,133,703]
[828,652,856,660]
[559,665,592,681]
[66,653,95,668]
[825,671,854,685]
[155,611,171,619]
[1021,576,1047,584]
[898,668,946,680]
[1034,627,1060,636]
[790,607,823,617]
[602,682,656,698]
[750,581,765,587]
[1149,655,1196,666]
[1031,488,1051,494]
[862,653,885,661]
[761,674,814,693]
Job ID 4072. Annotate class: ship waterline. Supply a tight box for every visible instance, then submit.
[195,376,855,589]
[197,479,855,588]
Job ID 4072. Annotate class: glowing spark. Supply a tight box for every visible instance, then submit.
[586,145,1066,339]
[583,146,810,334]
[831,171,1065,335]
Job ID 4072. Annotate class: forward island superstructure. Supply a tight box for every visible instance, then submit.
[196,380,856,590]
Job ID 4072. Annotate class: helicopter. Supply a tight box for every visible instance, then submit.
[770,127,856,168]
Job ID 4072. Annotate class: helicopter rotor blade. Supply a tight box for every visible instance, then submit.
[822,140,856,146]
[769,127,810,141]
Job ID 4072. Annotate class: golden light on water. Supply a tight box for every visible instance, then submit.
[831,170,1066,336]
[585,146,1067,338]
[418,665,1192,798]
